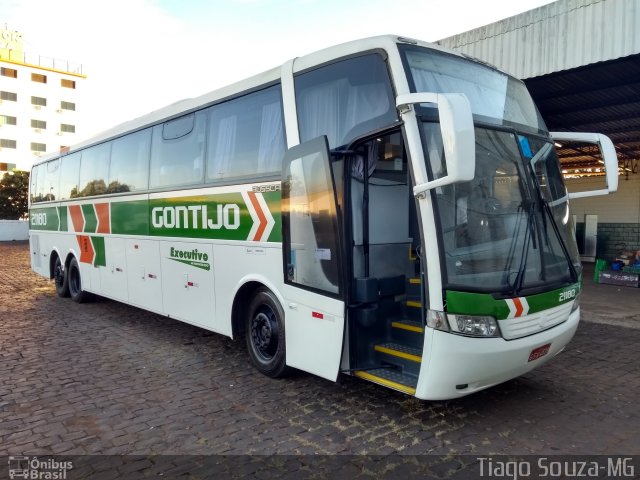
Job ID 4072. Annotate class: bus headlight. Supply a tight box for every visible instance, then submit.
[426,310,450,332]
[427,310,501,338]
[448,314,500,338]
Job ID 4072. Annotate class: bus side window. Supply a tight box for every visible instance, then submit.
[30,164,40,203]
[59,153,81,199]
[45,159,60,201]
[295,54,397,149]
[206,85,285,182]
[109,128,151,193]
[149,112,206,189]
[78,143,111,197]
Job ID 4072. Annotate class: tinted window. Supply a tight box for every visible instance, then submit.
[45,160,60,201]
[206,85,285,181]
[30,164,40,203]
[59,153,81,200]
[296,54,396,148]
[78,143,111,197]
[109,129,151,193]
[150,112,206,189]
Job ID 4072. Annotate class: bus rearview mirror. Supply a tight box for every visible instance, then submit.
[550,132,619,199]
[396,92,475,196]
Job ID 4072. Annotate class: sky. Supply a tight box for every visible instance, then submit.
[0,0,555,138]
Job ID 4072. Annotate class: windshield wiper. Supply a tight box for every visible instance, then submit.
[528,142,578,283]
[540,197,579,283]
[511,199,537,297]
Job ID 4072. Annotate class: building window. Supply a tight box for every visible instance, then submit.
[60,123,75,133]
[31,73,47,84]
[0,162,17,171]
[31,142,46,152]
[0,91,18,102]
[31,96,47,107]
[0,115,17,126]
[1,67,17,78]
[60,101,75,111]
[32,119,47,130]
[61,79,76,89]
[1,139,17,149]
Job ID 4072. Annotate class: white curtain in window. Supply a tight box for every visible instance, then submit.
[209,116,237,179]
[257,102,284,173]
[344,83,390,138]
[298,79,346,147]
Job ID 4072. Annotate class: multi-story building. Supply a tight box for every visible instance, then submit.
[0,28,85,172]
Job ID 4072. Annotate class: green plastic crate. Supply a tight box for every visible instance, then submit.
[594,259,607,283]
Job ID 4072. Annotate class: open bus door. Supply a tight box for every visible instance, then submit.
[281,136,346,381]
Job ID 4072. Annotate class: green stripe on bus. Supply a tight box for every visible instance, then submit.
[446,282,581,320]
[81,204,97,233]
[91,236,106,267]
[29,207,59,231]
[148,194,253,241]
[263,191,282,242]
[58,206,68,232]
[111,200,149,235]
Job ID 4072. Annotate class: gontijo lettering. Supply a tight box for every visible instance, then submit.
[151,204,240,230]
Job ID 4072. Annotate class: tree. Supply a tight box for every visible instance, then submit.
[0,171,30,220]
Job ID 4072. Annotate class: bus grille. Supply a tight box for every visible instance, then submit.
[499,302,573,340]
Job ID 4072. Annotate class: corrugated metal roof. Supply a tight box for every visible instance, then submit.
[438,0,640,79]
[525,53,640,175]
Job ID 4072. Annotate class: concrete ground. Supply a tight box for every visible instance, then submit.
[1,241,638,478]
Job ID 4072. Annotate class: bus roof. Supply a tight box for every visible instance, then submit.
[32,34,475,167]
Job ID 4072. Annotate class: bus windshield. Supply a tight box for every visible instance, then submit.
[424,126,579,294]
[401,46,579,294]
[401,45,547,134]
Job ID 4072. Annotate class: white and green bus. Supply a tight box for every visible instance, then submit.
[29,35,618,400]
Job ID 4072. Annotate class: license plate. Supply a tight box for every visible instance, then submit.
[528,343,551,362]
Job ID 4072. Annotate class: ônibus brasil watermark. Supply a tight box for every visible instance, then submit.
[8,456,72,480]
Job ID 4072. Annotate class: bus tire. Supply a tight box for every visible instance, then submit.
[245,288,291,378]
[53,255,70,298]
[68,257,89,304]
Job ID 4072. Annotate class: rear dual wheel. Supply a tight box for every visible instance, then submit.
[67,257,90,303]
[53,256,69,298]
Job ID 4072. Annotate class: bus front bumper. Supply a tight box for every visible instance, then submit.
[414,308,580,400]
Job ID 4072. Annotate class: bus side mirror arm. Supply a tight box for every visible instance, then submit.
[396,92,475,196]
[550,132,619,199]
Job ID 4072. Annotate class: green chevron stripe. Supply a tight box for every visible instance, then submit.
[58,206,68,232]
[81,204,97,233]
[446,282,581,320]
[263,191,282,242]
[91,236,106,267]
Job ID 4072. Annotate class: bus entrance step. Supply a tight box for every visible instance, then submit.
[354,368,417,395]
[391,319,424,334]
[374,342,422,363]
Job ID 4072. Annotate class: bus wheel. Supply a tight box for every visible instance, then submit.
[68,257,89,304]
[53,256,70,298]
[245,288,290,378]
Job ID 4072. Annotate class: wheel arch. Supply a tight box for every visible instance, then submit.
[48,247,76,280]
[48,249,61,280]
[231,276,286,340]
[49,247,80,279]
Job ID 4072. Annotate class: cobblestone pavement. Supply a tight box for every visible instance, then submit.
[1,241,638,476]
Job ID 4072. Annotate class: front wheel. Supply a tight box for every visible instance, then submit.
[53,256,69,298]
[67,257,90,303]
[245,288,291,378]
